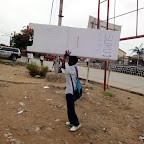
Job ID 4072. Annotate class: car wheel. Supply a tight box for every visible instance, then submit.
[11,55,17,61]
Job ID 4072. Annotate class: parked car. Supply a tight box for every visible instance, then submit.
[44,54,63,61]
[0,47,21,61]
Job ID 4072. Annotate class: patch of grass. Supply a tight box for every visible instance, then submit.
[26,62,49,78]
[88,87,94,90]
[104,92,114,97]
[0,61,15,66]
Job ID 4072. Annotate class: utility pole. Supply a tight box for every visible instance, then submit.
[54,0,64,73]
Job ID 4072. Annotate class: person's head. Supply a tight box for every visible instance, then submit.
[68,56,78,66]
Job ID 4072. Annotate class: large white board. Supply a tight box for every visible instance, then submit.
[27,23,120,60]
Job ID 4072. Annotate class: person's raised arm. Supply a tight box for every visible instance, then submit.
[62,50,71,69]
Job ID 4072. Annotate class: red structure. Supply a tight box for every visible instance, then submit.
[97,0,144,91]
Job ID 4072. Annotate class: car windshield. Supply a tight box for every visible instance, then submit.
[13,49,19,52]
[0,47,19,52]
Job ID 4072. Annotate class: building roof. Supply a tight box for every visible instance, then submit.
[119,48,126,54]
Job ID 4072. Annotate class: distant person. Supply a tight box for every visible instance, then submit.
[40,55,44,66]
[27,53,33,63]
[52,59,56,69]
[58,64,62,73]
[27,53,30,63]
[52,59,62,73]
[62,50,81,132]
[86,58,89,66]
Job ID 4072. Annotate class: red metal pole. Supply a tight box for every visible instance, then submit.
[120,34,144,41]
[106,0,110,30]
[97,0,100,29]
[104,0,110,91]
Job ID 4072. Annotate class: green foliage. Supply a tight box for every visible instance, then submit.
[10,25,34,50]
[130,43,144,55]
[0,61,15,66]
[129,43,144,67]
[40,66,49,77]
[104,92,114,97]
[26,62,49,78]
[27,62,40,77]
[10,34,27,49]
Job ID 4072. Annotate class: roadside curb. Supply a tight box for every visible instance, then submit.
[79,77,144,96]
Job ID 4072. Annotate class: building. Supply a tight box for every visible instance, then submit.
[118,49,126,58]
[129,54,144,66]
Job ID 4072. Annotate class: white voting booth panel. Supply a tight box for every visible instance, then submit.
[27,23,120,60]
[28,24,68,54]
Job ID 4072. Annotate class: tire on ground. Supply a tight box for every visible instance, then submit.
[11,54,17,61]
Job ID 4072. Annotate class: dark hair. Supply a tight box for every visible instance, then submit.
[69,56,78,64]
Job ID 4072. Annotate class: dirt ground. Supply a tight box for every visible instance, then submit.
[0,63,144,144]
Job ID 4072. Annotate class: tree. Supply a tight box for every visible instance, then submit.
[10,25,34,50]
[130,43,144,67]
[21,25,34,47]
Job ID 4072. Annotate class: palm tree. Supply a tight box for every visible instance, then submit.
[130,43,144,67]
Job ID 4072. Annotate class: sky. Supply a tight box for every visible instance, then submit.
[0,0,144,56]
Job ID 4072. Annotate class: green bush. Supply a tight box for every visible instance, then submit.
[26,62,49,77]
[40,66,49,77]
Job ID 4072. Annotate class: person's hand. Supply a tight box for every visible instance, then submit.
[64,50,71,58]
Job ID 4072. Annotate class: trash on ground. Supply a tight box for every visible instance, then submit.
[44,86,49,89]
[35,75,40,78]
[18,110,24,114]
[87,93,90,95]
[86,89,88,90]
[19,102,25,106]
[46,127,52,131]
[103,127,107,133]
[35,126,40,132]
[55,119,60,122]
[4,132,12,137]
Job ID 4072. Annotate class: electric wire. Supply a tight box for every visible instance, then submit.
[49,0,55,25]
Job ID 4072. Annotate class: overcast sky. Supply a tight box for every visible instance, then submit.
[0,0,144,56]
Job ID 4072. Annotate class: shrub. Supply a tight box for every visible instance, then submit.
[27,62,40,77]
[26,62,49,77]
[40,66,49,77]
